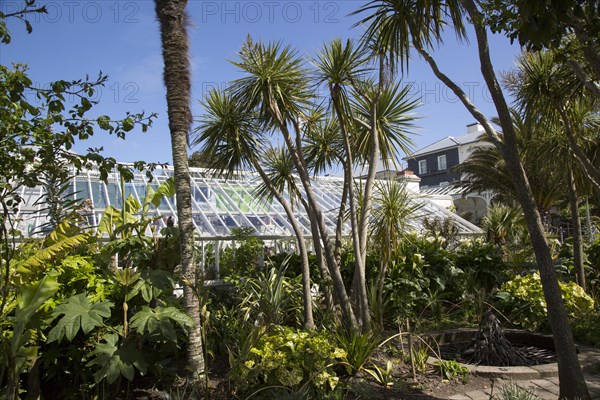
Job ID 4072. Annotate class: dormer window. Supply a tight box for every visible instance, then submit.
[418,159,427,175]
[437,155,447,171]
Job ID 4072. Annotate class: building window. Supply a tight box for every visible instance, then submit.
[437,155,447,171]
[418,159,427,175]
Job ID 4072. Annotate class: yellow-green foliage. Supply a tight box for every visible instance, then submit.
[231,325,347,396]
[499,273,595,330]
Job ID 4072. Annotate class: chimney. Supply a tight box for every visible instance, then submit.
[467,122,483,134]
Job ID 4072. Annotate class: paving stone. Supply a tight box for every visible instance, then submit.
[464,390,490,400]
[531,363,559,378]
[448,395,471,400]
[547,377,560,385]
[531,378,556,387]
[539,383,560,396]
[473,365,540,380]
[535,389,558,400]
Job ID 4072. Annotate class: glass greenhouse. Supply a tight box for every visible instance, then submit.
[13,165,482,241]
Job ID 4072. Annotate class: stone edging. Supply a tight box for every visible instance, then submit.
[423,329,600,380]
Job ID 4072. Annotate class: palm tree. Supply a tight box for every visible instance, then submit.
[229,38,358,330]
[504,51,600,191]
[193,89,315,329]
[313,38,418,329]
[504,50,600,290]
[154,0,204,381]
[454,113,566,216]
[369,179,422,326]
[353,1,590,396]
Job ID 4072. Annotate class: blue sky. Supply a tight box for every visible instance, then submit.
[2,0,522,166]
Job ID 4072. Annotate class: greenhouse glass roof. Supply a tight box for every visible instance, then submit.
[13,166,482,239]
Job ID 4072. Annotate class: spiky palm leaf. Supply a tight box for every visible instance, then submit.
[192,89,265,178]
[302,116,344,175]
[351,0,466,71]
[369,179,423,253]
[229,39,312,127]
[351,82,418,168]
[254,146,300,208]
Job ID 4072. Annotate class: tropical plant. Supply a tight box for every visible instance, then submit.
[229,325,347,398]
[352,0,591,394]
[333,327,379,375]
[497,272,595,330]
[364,360,395,388]
[369,180,422,326]
[433,359,469,382]
[193,87,315,329]
[0,275,59,399]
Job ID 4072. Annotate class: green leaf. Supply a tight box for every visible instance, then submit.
[129,306,194,342]
[15,221,90,275]
[151,176,176,207]
[86,333,147,384]
[12,275,60,354]
[47,294,113,342]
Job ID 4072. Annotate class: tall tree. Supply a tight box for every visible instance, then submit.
[313,39,418,329]
[354,0,590,397]
[154,0,204,382]
[229,39,359,330]
[193,89,315,329]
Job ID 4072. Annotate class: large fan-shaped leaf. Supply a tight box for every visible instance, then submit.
[129,306,194,342]
[47,293,113,342]
[86,333,147,384]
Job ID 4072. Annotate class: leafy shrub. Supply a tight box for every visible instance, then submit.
[572,310,600,347]
[230,325,347,398]
[455,239,507,292]
[433,360,469,382]
[497,273,595,330]
[385,235,461,322]
[333,328,379,375]
[220,227,264,278]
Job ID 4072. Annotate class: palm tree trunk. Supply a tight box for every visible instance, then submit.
[254,163,315,329]
[456,2,590,397]
[331,87,369,329]
[568,164,586,290]
[155,0,205,382]
[303,197,334,314]
[275,112,358,330]
[557,106,600,191]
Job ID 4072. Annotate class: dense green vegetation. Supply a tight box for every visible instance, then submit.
[1,0,599,398]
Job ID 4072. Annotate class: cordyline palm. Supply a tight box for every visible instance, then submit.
[154,0,204,381]
[504,50,600,191]
[313,38,419,329]
[454,113,566,215]
[230,38,358,330]
[192,89,315,329]
[350,78,418,328]
[504,50,600,290]
[369,180,422,327]
[352,0,591,396]
[313,38,373,328]
[351,82,418,168]
[480,203,530,262]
